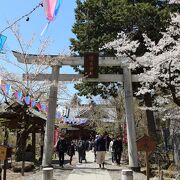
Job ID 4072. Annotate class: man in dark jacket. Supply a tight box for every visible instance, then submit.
[95,134,107,168]
[77,138,87,163]
[113,136,123,165]
[56,135,67,167]
[67,140,75,165]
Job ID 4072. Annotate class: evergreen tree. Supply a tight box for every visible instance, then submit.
[70,0,178,138]
[70,0,171,98]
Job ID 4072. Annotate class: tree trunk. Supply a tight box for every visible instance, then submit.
[174,133,180,166]
[144,93,157,140]
[15,129,29,161]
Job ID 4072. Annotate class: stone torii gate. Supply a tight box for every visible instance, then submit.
[13,51,140,176]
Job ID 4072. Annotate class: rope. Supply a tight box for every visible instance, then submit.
[0,2,43,34]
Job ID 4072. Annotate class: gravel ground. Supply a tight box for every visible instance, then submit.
[5,154,75,180]
[6,168,72,180]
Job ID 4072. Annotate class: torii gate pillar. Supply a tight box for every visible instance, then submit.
[42,65,60,168]
[123,67,139,169]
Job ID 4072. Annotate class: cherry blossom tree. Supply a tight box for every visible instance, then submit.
[0,24,69,163]
[102,13,180,165]
[103,13,180,105]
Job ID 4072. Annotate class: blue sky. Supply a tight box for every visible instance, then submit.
[0,0,77,72]
[0,0,87,102]
[0,0,76,54]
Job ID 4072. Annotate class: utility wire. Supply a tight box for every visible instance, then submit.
[0,2,43,34]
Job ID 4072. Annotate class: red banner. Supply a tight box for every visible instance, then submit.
[54,128,60,145]
[123,123,127,144]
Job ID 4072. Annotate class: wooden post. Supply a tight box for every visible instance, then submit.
[42,65,60,171]
[145,151,149,180]
[3,160,7,180]
[21,140,26,176]
[0,167,2,180]
[123,67,139,169]
[40,129,44,161]
[3,128,8,180]
[158,160,161,180]
[32,123,36,163]
[160,170,163,180]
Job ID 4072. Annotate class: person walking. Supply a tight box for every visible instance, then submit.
[95,133,106,169]
[67,140,75,165]
[109,137,115,164]
[56,135,67,167]
[113,136,123,165]
[93,135,100,162]
[77,138,87,163]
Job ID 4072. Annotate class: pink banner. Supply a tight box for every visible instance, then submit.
[54,128,60,145]
[43,0,57,21]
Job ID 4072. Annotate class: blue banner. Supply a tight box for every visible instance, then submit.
[0,34,7,51]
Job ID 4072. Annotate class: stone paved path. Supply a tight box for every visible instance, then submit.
[67,151,112,180]
[6,151,146,180]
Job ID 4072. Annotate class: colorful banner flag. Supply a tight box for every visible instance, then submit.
[123,122,127,144]
[24,96,31,105]
[45,106,48,113]
[56,113,61,119]
[36,102,42,111]
[41,104,46,112]
[31,100,36,108]
[2,84,11,95]
[15,91,23,102]
[0,34,7,51]
[43,0,62,21]
[0,82,88,125]
[73,118,76,124]
[41,0,62,36]
[54,128,60,145]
